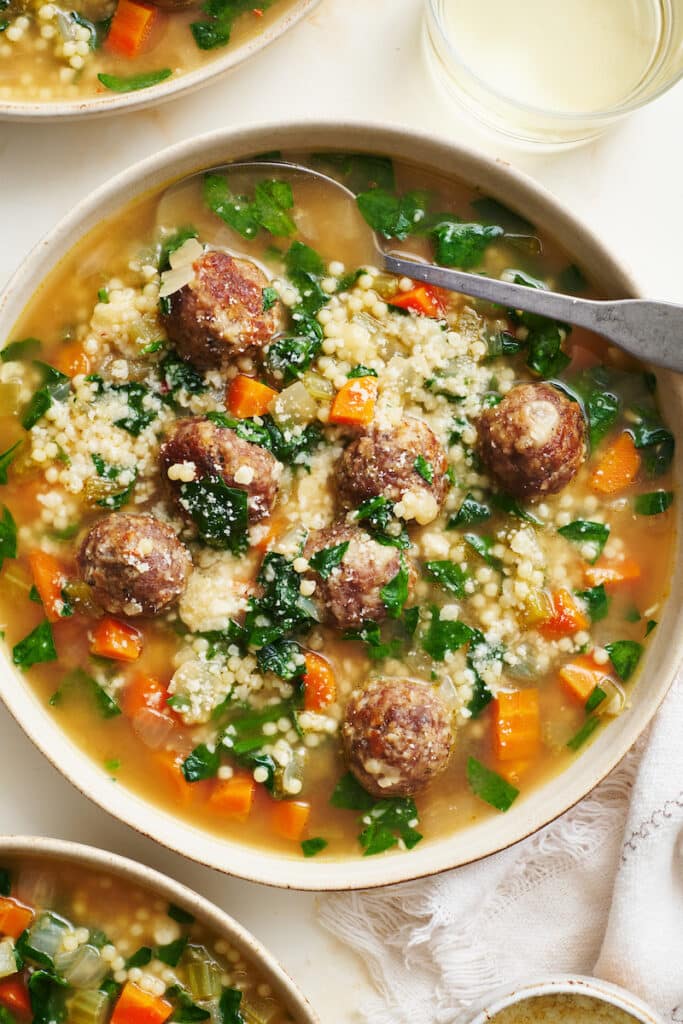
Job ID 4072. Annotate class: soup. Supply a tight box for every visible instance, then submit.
[0,0,290,103]
[0,855,295,1023]
[487,992,641,1024]
[0,152,675,860]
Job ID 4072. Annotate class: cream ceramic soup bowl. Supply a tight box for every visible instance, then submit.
[0,835,318,1023]
[0,0,320,122]
[455,975,664,1024]
[0,121,680,890]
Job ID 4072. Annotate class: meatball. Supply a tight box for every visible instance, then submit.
[337,417,449,525]
[161,250,282,369]
[477,382,586,498]
[342,677,454,798]
[303,522,416,630]
[78,514,191,617]
[160,417,281,523]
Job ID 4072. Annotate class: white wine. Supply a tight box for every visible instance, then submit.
[440,0,667,113]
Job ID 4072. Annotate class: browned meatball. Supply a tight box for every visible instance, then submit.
[337,417,449,524]
[477,382,586,498]
[342,677,454,798]
[160,417,281,523]
[303,522,416,630]
[161,251,282,369]
[78,514,191,617]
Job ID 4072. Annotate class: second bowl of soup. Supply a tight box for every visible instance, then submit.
[0,123,679,889]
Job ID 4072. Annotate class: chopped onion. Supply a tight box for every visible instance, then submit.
[131,707,175,750]
[68,988,110,1024]
[54,944,108,989]
[28,913,69,960]
[241,994,280,1024]
[269,381,317,428]
[0,939,17,980]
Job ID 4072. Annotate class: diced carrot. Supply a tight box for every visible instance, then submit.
[492,689,541,762]
[328,376,378,427]
[590,432,641,495]
[538,589,589,639]
[111,982,172,1024]
[302,652,336,712]
[253,512,287,554]
[207,775,255,821]
[390,284,445,317]
[0,896,34,940]
[271,800,311,841]
[227,375,278,418]
[584,557,641,589]
[559,654,609,704]
[105,0,157,58]
[0,976,31,1018]
[153,752,193,806]
[28,550,68,623]
[90,617,143,662]
[122,674,169,718]
[51,342,90,378]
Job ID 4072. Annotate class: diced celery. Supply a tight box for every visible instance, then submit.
[67,988,110,1024]
[241,995,279,1024]
[184,947,222,1002]
[301,372,334,402]
[0,939,16,980]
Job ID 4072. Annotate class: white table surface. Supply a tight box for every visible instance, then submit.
[1,1,682,1020]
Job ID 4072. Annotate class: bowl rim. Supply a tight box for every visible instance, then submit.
[0,118,680,891]
[0,834,319,1023]
[0,0,320,122]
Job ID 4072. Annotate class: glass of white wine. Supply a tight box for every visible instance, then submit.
[425,0,683,145]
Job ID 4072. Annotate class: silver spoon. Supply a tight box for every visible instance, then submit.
[219,160,683,374]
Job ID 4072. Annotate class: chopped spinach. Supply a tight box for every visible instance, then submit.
[313,152,395,192]
[557,519,609,562]
[449,492,490,527]
[575,584,609,622]
[219,986,247,1024]
[330,773,421,855]
[463,533,501,569]
[158,227,199,271]
[413,454,434,484]
[256,638,304,681]
[22,362,71,430]
[0,505,17,570]
[466,757,519,811]
[242,552,318,648]
[97,69,172,92]
[168,904,195,925]
[206,410,323,468]
[156,937,188,967]
[308,541,349,580]
[356,187,430,240]
[424,560,469,597]
[182,743,220,782]
[380,553,410,618]
[471,196,534,234]
[0,441,21,485]
[1,337,41,362]
[28,969,68,1024]
[628,406,674,477]
[343,621,401,661]
[265,334,322,383]
[91,454,137,510]
[347,364,377,378]
[161,351,206,397]
[585,686,607,713]
[53,668,121,719]
[354,495,410,549]
[486,331,523,360]
[262,286,278,312]
[633,490,673,515]
[466,631,504,717]
[301,837,328,857]
[430,218,503,268]
[568,366,620,449]
[13,619,56,670]
[178,476,248,553]
[111,381,158,436]
[125,947,152,969]
[421,606,474,662]
[605,640,643,682]
[203,173,295,238]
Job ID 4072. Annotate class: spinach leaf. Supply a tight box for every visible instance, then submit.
[354,495,410,549]
[628,406,674,476]
[585,686,607,713]
[424,560,469,597]
[301,837,328,857]
[0,505,17,570]
[633,490,673,515]
[156,937,188,967]
[471,196,534,234]
[22,362,70,430]
[605,640,643,682]
[347,363,377,378]
[111,382,157,436]
[256,638,304,681]
[567,715,601,751]
[308,541,349,580]
[330,773,421,855]
[343,620,402,661]
[413,454,434,484]
[313,152,395,192]
[158,228,199,271]
[380,553,410,618]
[182,743,220,782]
[0,440,22,484]
[97,69,172,92]
[526,323,570,378]
[557,519,609,562]
[356,188,429,240]
[203,173,295,238]
[463,533,501,569]
[167,903,194,926]
[421,607,474,662]
[568,366,620,449]
[575,584,609,622]
[243,552,318,648]
[219,986,246,1024]
[558,263,588,293]
[430,219,503,268]
[125,947,152,968]
[178,476,248,553]
[466,631,504,717]
[645,619,657,636]
[265,334,322,382]
[206,410,323,468]
[486,331,523,360]
[161,351,206,397]
[90,454,136,510]
[168,986,211,1024]
[13,619,56,670]
[449,492,490,527]
[262,286,278,312]
[54,668,121,719]
[28,970,68,1024]
[191,0,273,50]
[1,337,41,362]
[466,757,519,812]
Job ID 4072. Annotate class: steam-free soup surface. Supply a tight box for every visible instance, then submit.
[0,152,675,860]
[489,993,640,1024]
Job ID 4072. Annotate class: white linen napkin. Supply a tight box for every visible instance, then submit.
[319,678,683,1023]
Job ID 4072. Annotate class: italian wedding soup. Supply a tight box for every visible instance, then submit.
[0,857,295,1023]
[0,153,675,860]
[0,0,289,103]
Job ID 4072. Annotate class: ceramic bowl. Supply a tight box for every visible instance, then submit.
[455,974,664,1024]
[0,121,680,890]
[0,834,318,1022]
[0,0,319,122]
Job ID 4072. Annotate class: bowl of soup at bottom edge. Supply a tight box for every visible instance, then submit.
[0,835,318,1023]
[0,121,680,891]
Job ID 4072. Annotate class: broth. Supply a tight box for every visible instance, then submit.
[488,993,640,1024]
[0,152,675,860]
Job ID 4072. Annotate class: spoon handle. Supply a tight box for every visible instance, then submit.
[383,253,683,374]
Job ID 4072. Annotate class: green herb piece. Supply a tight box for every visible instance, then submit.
[354,495,410,550]
[466,631,503,718]
[160,351,206,397]
[605,640,643,682]
[158,226,199,272]
[558,263,588,293]
[308,541,349,580]
[265,335,322,383]
[471,196,534,234]
[301,837,328,858]
[97,68,172,92]
[575,584,609,622]
[219,986,246,1024]
[49,523,80,542]
[585,686,607,713]
[12,619,56,670]
[313,152,395,191]
[203,173,295,238]
[22,362,70,430]
[414,454,434,484]
[0,505,16,571]
[330,773,421,855]
[190,0,273,48]
[1,337,41,362]
[91,454,137,510]
[526,323,570,378]
[262,286,278,312]
[111,381,157,436]
[168,904,195,925]
[624,605,641,623]
[343,621,401,661]
[567,715,601,751]
[256,638,304,681]
[97,288,110,303]
[430,219,503,268]
[422,607,474,662]
[356,187,429,240]
[28,969,68,1024]
[29,585,41,604]
[633,490,673,515]
[380,553,410,619]
[486,331,523,360]
[558,519,609,562]
[182,744,220,783]
[449,493,491,527]
[242,552,318,649]
[0,441,21,485]
[466,757,519,812]
[424,560,469,597]
[629,406,675,477]
[104,758,120,774]
[645,619,657,636]
[126,947,152,969]
[178,476,248,553]
[463,533,501,569]
[157,937,188,967]
[488,493,542,524]
[54,668,121,719]
[347,364,377,379]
